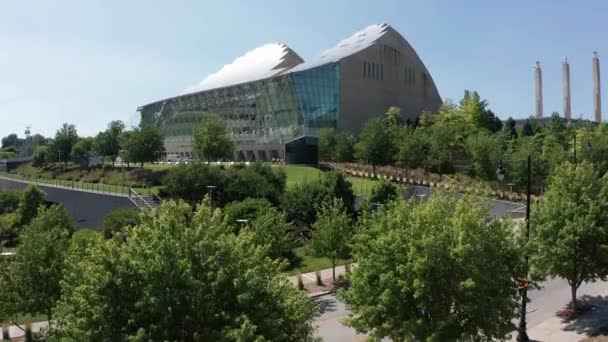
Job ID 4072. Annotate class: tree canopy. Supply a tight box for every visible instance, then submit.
[531,161,608,313]
[342,194,520,341]
[53,201,316,341]
[193,116,235,162]
[122,124,165,168]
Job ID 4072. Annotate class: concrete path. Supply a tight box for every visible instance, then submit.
[307,267,608,342]
[288,264,350,288]
[0,321,48,341]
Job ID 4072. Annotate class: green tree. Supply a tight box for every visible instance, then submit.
[396,127,426,170]
[354,117,394,177]
[521,118,536,137]
[162,163,226,205]
[248,207,294,261]
[223,198,274,230]
[333,132,356,162]
[283,171,355,228]
[342,194,519,341]
[309,198,354,282]
[318,128,337,161]
[123,125,165,168]
[6,205,74,322]
[223,163,286,206]
[96,120,125,166]
[460,90,502,132]
[465,131,505,179]
[53,201,316,341]
[32,145,49,168]
[504,116,518,139]
[368,179,399,205]
[1,133,20,149]
[53,123,79,167]
[531,161,608,313]
[385,106,402,127]
[100,207,142,239]
[71,137,94,167]
[16,185,45,227]
[193,116,235,162]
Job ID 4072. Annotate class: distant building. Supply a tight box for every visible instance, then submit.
[139,23,442,163]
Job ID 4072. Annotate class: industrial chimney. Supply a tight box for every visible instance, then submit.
[563,57,571,121]
[535,61,543,119]
[593,51,602,123]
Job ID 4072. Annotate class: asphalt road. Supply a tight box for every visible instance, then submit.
[314,187,599,341]
[314,279,608,341]
[402,185,526,219]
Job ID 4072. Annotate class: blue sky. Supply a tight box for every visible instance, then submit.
[1,0,607,138]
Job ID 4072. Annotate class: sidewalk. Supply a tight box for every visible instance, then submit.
[515,287,608,342]
[0,321,48,341]
[288,264,350,295]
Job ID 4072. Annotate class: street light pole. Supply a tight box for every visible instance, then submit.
[497,156,531,342]
[206,185,217,212]
[517,154,532,342]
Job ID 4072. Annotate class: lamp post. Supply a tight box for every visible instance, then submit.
[236,219,249,230]
[206,185,217,211]
[497,155,531,342]
[119,150,126,193]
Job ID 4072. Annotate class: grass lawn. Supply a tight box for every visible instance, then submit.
[284,246,349,276]
[276,165,324,188]
[346,176,379,196]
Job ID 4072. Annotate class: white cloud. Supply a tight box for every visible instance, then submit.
[183,43,299,94]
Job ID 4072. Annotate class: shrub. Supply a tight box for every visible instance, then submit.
[0,189,21,214]
[100,208,141,239]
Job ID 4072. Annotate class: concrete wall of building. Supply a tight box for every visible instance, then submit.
[338,26,442,133]
[0,178,136,229]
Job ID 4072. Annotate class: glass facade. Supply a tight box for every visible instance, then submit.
[140,62,340,151]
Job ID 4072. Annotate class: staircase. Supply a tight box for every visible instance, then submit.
[129,188,162,212]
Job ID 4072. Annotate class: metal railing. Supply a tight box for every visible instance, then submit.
[0,172,130,196]
[128,187,154,211]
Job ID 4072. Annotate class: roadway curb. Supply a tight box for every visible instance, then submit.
[308,289,336,298]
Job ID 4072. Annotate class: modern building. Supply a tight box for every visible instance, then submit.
[138,23,442,163]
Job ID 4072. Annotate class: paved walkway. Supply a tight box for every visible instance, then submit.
[0,321,48,340]
[288,264,350,289]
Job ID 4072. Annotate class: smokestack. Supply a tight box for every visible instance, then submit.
[593,51,602,123]
[563,57,571,122]
[535,61,543,119]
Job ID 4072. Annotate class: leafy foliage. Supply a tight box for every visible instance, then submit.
[309,198,354,282]
[368,179,399,205]
[70,137,94,167]
[2,205,74,321]
[354,117,394,175]
[16,185,46,227]
[95,120,125,165]
[53,201,316,341]
[51,123,78,166]
[223,198,274,229]
[163,162,286,207]
[32,145,49,167]
[284,171,355,227]
[193,116,235,162]
[122,124,165,168]
[100,207,142,239]
[342,194,520,341]
[531,161,608,312]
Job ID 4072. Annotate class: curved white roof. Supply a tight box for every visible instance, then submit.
[183,43,302,94]
[290,24,389,72]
